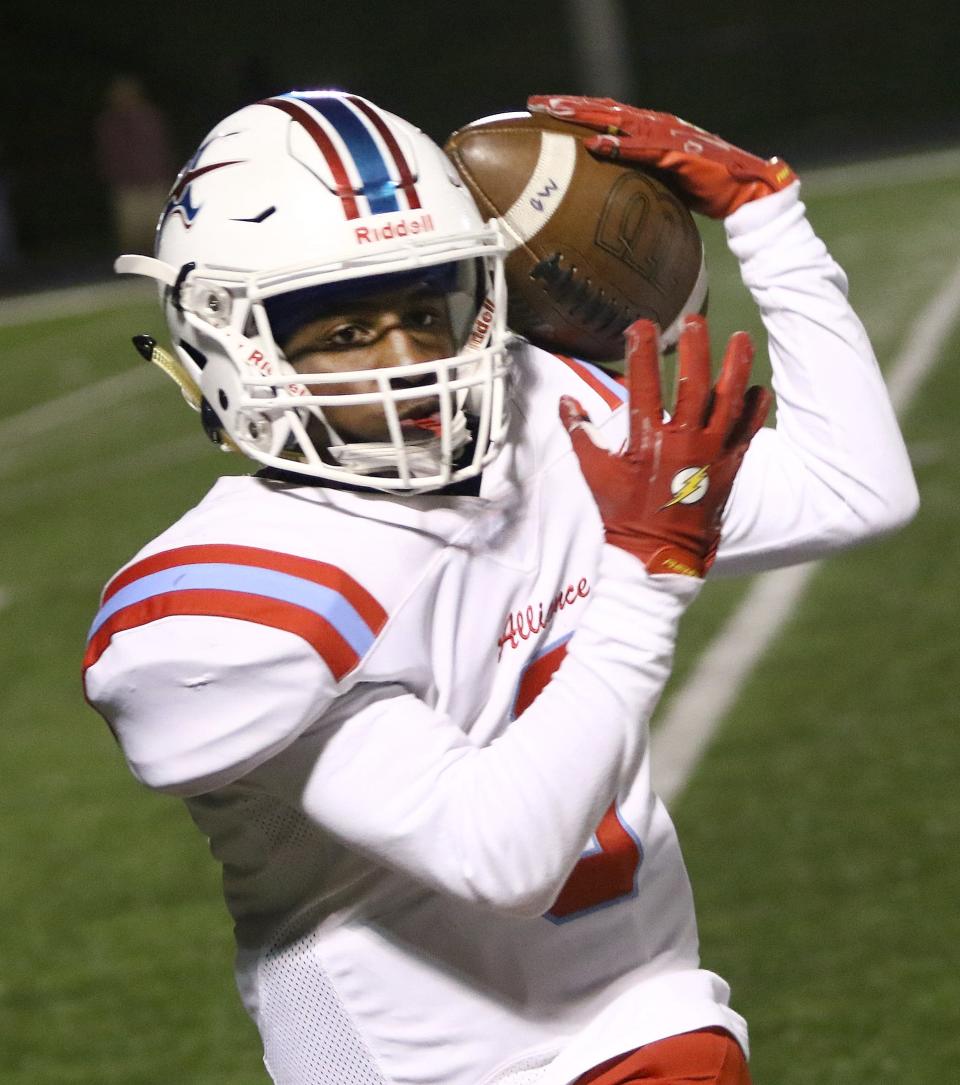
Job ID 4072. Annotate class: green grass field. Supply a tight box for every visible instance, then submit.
[2,153,959,1083]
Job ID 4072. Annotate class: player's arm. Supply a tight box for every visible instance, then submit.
[252,319,769,916]
[529,97,919,571]
[82,547,378,796]
[86,320,766,913]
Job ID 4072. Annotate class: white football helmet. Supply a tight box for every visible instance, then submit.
[117,90,512,492]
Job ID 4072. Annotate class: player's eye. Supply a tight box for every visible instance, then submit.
[405,304,448,334]
[289,322,373,360]
[326,321,374,347]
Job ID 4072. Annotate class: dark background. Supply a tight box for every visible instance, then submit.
[0,1,957,285]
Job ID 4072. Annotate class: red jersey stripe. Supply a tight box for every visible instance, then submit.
[102,544,387,633]
[262,97,361,219]
[83,589,359,680]
[554,354,626,411]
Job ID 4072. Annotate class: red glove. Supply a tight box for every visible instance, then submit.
[528,95,796,219]
[561,316,771,576]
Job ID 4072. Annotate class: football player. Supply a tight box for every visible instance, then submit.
[83,91,917,1085]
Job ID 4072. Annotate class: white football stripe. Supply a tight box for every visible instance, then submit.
[499,132,577,252]
[659,248,709,349]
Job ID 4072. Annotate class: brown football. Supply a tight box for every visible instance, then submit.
[444,112,706,361]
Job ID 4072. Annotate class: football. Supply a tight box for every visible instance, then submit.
[444,112,707,361]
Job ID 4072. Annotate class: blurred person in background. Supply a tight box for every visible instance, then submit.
[0,136,17,267]
[95,75,175,253]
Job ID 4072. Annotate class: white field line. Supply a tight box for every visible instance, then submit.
[1,433,204,515]
[0,278,158,465]
[0,280,153,328]
[651,258,960,803]
[802,145,960,198]
[0,366,155,451]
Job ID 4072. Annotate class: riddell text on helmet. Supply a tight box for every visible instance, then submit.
[355,213,436,244]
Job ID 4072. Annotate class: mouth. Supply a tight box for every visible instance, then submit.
[376,371,443,435]
[401,414,443,436]
[399,401,443,436]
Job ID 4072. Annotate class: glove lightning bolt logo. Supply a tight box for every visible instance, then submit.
[662,465,710,508]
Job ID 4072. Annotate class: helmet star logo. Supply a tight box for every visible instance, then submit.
[161,161,244,229]
[161,136,245,230]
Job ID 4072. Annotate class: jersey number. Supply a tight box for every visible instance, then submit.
[512,638,643,923]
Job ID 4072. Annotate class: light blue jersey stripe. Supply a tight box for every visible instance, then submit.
[88,563,375,656]
[575,358,627,403]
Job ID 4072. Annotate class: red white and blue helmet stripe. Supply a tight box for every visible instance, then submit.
[262,91,422,220]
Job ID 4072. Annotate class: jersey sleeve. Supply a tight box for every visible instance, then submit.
[713,182,919,574]
[82,543,388,796]
[251,547,700,917]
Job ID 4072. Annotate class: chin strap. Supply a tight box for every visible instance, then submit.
[130,335,241,454]
[132,335,202,410]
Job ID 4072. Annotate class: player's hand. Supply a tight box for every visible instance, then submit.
[560,316,771,577]
[528,95,796,219]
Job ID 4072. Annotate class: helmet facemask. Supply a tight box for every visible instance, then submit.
[158,232,510,491]
[259,257,501,485]
[116,90,514,494]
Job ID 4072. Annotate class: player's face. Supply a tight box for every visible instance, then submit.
[283,284,457,443]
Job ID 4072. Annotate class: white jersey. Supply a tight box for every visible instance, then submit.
[83,184,916,1085]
